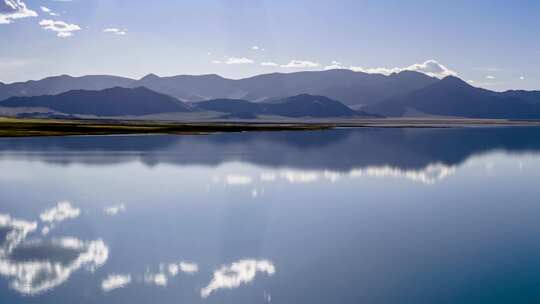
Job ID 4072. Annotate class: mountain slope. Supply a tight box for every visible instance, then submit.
[170,69,437,106]
[0,75,136,102]
[501,90,540,104]
[196,99,262,118]
[0,70,438,107]
[365,76,540,118]
[0,87,192,116]
[196,94,369,118]
[137,74,240,101]
[263,94,357,117]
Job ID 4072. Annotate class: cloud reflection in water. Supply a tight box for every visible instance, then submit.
[201,259,275,298]
[0,212,108,295]
[218,163,457,187]
[101,274,131,292]
[39,201,80,235]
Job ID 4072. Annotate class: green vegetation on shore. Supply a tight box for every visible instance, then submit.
[1,117,540,137]
[0,117,332,137]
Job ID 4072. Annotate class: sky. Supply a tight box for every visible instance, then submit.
[1,0,539,91]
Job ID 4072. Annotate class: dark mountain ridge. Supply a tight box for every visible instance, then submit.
[196,94,369,118]
[0,86,192,116]
[2,72,540,119]
[365,76,540,119]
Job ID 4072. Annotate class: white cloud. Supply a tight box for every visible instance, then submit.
[349,66,399,74]
[212,57,255,64]
[40,6,58,16]
[520,76,525,80]
[350,59,457,78]
[104,203,126,216]
[251,46,260,50]
[260,62,278,67]
[399,59,457,77]
[104,28,127,35]
[40,201,80,223]
[201,259,275,298]
[324,61,347,70]
[56,31,72,38]
[102,274,131,292]
[0,0,37,24]
[225,57,254,64]
[39,19,81,37]
[280,60,321,68]
[486,75,496,79]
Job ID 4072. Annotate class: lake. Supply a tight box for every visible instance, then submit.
[1,127,540,303]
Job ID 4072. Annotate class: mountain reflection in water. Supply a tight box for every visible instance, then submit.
[0,127,539,171]
[1,127,540,304]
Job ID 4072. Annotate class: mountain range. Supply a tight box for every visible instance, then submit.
[0,87,374,119]
[1,87,192,116]
[0,70,437,107]
[1,69,540,119]
[196,94,374,119]
[365,76,540,118]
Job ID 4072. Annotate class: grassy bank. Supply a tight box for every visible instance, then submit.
[1,117,540,137]
[0,117,332,137]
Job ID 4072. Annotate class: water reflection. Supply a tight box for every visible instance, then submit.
[1,128,540,303]
[0,199,109,296]
[211,163,456,187]
[40,201,80,235]
[103,204,126,216]
[201,259,276,298]
[101,274,131,292]
[144,272,168,287]
[0,212,108,295]
[1,128,540,173]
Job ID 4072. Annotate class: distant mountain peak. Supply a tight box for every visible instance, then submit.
[389,70,435,80]
[440,75,470,86]
[140,73,161,81]
[291,93,319,98]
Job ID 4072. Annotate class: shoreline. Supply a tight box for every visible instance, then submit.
[1,117,540,137]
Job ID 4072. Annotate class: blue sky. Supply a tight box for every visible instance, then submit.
[1,0,539,91]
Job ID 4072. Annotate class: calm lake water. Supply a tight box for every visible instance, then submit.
[1,127,540,303]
